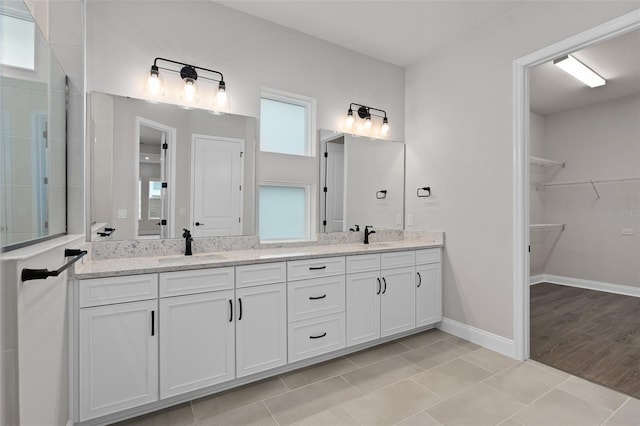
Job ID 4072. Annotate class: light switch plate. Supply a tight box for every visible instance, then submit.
[407,214,414,226]
[117,209,127,219]
[621,228,634,236]
[396,214,402,225]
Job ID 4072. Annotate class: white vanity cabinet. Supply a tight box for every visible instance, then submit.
[78,274,159,421]
[380,251,416,337]
[415,249,442,327]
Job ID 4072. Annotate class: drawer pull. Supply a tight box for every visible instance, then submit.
[309,294,327,300]
[417,272,422,288]
[238,298,243,321]
[376,277,381,295]
[229,299,233,322]
[309,332,327,339]
[151,310,155,336]
[382,277,387,294]
[309,266,327,271]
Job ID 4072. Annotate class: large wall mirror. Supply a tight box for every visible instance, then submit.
[319,130,405,232]
[0,0,67,250]
[88,92,256,241]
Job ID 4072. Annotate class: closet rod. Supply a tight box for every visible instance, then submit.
[537,177,640,190]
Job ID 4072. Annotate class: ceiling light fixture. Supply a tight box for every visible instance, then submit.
[145,57,229,108]
[343,103,390,136]
[553,55,606,88]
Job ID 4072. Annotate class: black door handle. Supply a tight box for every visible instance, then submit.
[229,300,233,322]
[309,332,327,339]
[309,294,326,300]
[309,265,327,270]
[382,277,387,294]
[238,298,243,321]
[195,222,205,226]
[376,277,381,295]
[417,272,422,288]
[151,310,155,336]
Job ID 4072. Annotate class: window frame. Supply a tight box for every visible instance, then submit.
[260,89,317,157]
[258,181,312,243]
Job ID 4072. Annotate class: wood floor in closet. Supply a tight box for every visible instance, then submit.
[530,283,640,399]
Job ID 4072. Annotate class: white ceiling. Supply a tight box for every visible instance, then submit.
[530,29,640,116]
[218,0,521,67]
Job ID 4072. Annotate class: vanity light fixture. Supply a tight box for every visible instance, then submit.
[343,103,390,136]
[145,57,229,107]
[553,55,606,88]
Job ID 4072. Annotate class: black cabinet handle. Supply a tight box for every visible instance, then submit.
[309,265,327,270]
[376,277,381,295]
[151,310,155,336]
[309,332,327,339]
[309,294,326,300]
[238,298,243,321]
[195,222,205,226]
[229,300,233,322]
[417,272,422,288]
[382,277,387,294]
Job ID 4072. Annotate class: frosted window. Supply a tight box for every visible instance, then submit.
[260,98,307,155]
[0,14,35,70]
[260,185,307,240]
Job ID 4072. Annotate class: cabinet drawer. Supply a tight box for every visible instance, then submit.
[381,251,416,269]
[288,275,345,322]
[416,249,441,265]
[159,268,234,297]
[236,262,286,288]
[346,254,380,274]
[288,313,346,362]
[287,257,345,281]
[79,274,158,308]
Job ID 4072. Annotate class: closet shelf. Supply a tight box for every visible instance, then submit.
[529,156,565,168]
[530,224,565,231]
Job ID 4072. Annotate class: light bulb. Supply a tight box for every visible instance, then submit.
[182,78,197,102]
[364,116,372,130]
[381,117,390,136]
[345,109,354,128]
[146,65,163,96]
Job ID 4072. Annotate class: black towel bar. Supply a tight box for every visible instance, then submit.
[21,249,88,282]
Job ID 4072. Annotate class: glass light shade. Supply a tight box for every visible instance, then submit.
[215,87,228,107]
[364,116,372,130]
[345,114,354,128]
[147,73,162,96]
[182,79,197,102]
[381,121,390,136]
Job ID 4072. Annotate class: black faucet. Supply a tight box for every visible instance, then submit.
[364,226,376,244]
[182,229,193,256]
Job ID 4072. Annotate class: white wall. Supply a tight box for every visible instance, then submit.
[540,94,640,287]
[404,1,640,340]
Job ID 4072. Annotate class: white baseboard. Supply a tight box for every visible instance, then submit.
[437,317,517,359]
[529,274,640,298]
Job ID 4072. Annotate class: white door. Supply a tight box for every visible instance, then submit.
[192,135,244,237]
[325,141,345,232]
[380,266,416,337]
[235,283,287,377]
[416,263,442,327]
[159,290,235,398]
[79,300,158,420]
[346,271,381,346]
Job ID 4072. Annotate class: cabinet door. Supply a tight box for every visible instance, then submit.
[236,283,287,378]
[79,300,158,420]
[346,271,381,346]
[160,290,235,398]
[416,263,442,327]
[380,266,416,337]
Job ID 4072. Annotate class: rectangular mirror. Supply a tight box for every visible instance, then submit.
[88,92,256,241]
[319,130,405,232]
[0,0,67,250]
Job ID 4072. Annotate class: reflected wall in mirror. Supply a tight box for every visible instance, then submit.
[88,92,256,241]
[319,130,405,233]
[0,0,67,250]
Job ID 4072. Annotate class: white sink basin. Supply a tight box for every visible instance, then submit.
[158,253,224,263]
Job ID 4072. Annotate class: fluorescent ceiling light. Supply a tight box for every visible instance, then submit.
[553,55,606,88]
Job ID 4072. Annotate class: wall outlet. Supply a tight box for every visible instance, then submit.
[621,228,634,236]
[407,214,414,226]
[117,209,127,219]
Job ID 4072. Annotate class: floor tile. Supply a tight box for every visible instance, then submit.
[342,355,423,394]
[446,336,481,352]
[343,379,440,426]
[513,389,612,426]
[196,401,276,426]
[427,383,523,426]
[264,376,361,426]
[396,329,452,349]
[604,397,640,426]
[401,339,474,370]
[347,341,411,367]
[412,359,493,399]
[191,377,288,421]
[117,402,194,426]
[499,419,523,426]
[526,359,570,378]
[280,356,357,389]
[483,362,568,404]
[395,411,443,426]
[558,376,628,411]
[461,348,519,374]
[292,406,360,426]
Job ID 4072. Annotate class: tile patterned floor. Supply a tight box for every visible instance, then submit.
[116,329,639,426]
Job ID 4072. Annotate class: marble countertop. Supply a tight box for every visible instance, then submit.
[73,239,443,279]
